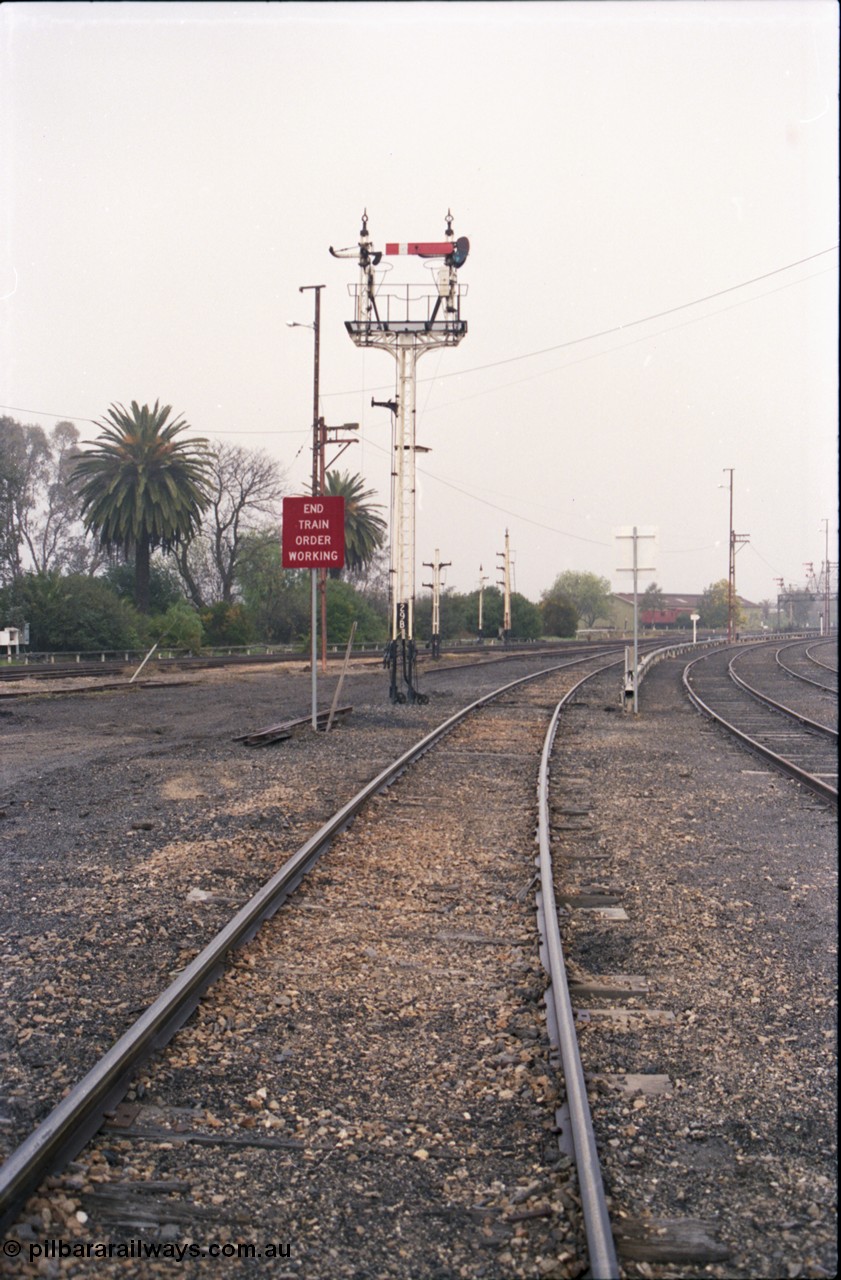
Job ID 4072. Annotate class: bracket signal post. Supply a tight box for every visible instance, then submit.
[330,212,468,702]
[423,549,451,659]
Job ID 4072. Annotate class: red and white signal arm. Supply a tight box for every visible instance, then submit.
[384,237,470,267]
[282,495,345,570]
[385,241,452,257]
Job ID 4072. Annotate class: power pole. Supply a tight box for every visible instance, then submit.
[331,211,469,702]
[422,549,451,659]
[477,564,488,642]
[497,530,512,642]
[722,468,749,641]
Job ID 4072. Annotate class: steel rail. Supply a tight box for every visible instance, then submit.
[535,668,621,1280]
[683,652,837,805]
[730,649,838,738]
[0,650,615,1234]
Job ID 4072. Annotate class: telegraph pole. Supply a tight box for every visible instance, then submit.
[298,284,323,728]
[422,549,451,659]
[497,530,512,642]
[722,468,749,642]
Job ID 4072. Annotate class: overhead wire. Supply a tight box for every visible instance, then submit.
[322,245,839,397]
[3,245,836,433]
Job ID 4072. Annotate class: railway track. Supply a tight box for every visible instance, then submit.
[0,644,564,684]
[775,638,838,694]
[683,642,838,803]
[1,651,626,1277]
[0,639,659,694]
[805,638,838,674]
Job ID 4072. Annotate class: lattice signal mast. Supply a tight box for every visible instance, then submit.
[330,211,469,702]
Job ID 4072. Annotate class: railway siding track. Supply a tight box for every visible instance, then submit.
[2,655,619,1278]
[683,643,838,802]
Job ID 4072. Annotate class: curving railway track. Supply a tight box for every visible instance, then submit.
[683,641,838,804]
[775,638,838,694]
[1,651,624,1277]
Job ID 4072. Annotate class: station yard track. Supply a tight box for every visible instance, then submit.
[683,641,838,804]
[2,645,835,1279]
[1,651,625,1277]
[0,640,657,697]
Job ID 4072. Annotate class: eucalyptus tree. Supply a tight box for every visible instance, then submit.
[0,416,99,582]
[1,416,49,583]
[73,400,212,613]
[174,441,286,607]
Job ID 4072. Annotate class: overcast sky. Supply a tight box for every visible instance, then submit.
[2,0,838,605]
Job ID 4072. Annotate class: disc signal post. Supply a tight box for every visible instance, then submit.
[422,549,451,659]
[478,565,488,642]
[615,525,656,714]
[497,531,512,643]
[330,211,469,702]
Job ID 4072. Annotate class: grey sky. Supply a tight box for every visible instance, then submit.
[2,0,838,605]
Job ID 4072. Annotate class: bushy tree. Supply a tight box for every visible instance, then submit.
[0,572,142,652]
[414,586,541,642]
[148,600,204,654]
[236,532,310,643]
[699,579,739,630]
[103,556,186,614]
[323,578,388,645]
[544,571,612,628]
[541,591,578,638]
[200,601,256,646]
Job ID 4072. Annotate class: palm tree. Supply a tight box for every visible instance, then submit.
[73,400,212,612]
[323,470,387,579]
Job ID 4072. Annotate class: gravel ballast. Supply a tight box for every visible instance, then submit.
[1,651,836,1278]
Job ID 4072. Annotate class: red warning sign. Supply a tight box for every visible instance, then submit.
[282,496,345,570]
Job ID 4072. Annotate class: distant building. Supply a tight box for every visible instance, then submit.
[607,592,762,633]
